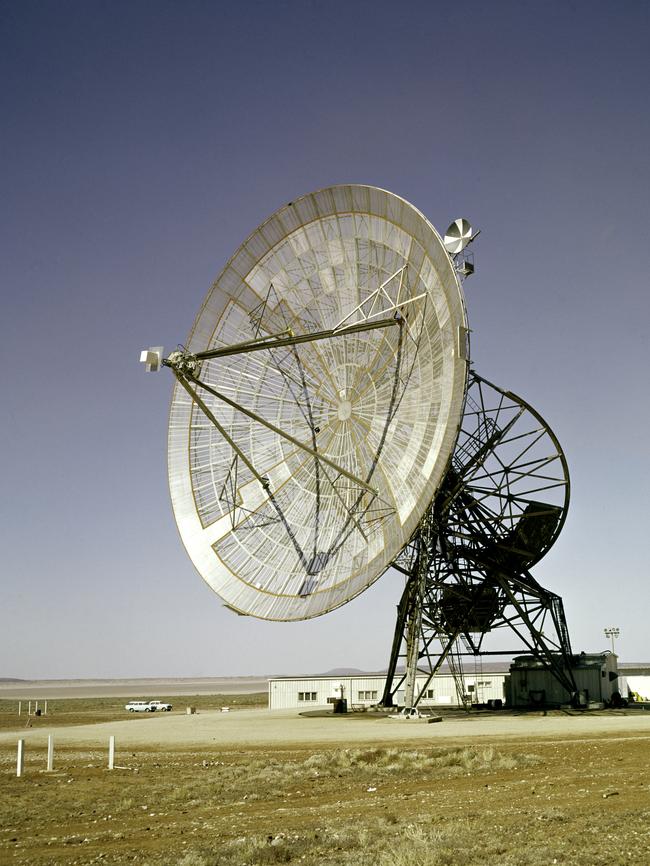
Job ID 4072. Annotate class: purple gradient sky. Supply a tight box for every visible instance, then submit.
[2,1,648,678]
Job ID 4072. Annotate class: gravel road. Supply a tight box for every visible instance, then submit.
[2,707,649,750]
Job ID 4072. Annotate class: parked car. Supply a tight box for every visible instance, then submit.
[148,700,173,712]
[125,701,154,712]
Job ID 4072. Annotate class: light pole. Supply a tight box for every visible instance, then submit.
[604,627,620,654]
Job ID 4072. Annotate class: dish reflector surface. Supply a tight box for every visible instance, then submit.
[168,185,468,620]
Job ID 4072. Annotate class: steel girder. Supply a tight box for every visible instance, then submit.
[382,372,577,708]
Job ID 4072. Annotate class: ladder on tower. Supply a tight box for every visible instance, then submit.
[551,595,573,657]
[446,638,469,709]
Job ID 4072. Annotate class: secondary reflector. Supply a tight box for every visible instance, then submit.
[443,218,473,255]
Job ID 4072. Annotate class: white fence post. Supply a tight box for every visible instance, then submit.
[18,701,21,716]
[17,739,25,777]
[47,735,54,771]
[44,700,48,716]
[28,700,32,716]
[108,735,115,770]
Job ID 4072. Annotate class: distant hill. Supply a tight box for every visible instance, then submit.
[321,668,369,676]
[0,678,26,683]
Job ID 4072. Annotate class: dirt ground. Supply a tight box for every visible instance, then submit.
[0,695,266,733]
[2,705,649,749]
[1,707,649,865]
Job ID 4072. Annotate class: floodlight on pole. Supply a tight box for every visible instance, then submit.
[604,627,620,654]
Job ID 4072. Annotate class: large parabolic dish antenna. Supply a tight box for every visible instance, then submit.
[165,185,469,620]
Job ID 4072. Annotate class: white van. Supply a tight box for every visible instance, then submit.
[148,700,173,712]
[125,701,154,712]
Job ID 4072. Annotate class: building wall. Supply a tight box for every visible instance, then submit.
[509,654,619,707]
[620,675,650,701]
[268,661,650,710]
[268,673,507,710]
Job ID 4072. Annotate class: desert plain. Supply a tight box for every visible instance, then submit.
[1,692,649,866]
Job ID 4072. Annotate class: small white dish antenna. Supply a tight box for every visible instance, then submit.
[443,218,473,255]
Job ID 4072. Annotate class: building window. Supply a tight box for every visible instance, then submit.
[424,689,434,699]
[357,690,378,701]
[298,692,317,702]
[477,680,492,687]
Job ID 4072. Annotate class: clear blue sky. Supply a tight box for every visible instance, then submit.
[2,0,648,677]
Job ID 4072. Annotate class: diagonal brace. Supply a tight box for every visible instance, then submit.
[194,316,398,361]
[186,373,378,496]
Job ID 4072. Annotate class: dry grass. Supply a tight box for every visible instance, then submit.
[1,734,649,864]
[0,692,267,731]
[302,744,530,775]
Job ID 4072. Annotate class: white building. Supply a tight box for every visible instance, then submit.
[268,669,509,710]
[269,659,650,711]
[618,663,650,701]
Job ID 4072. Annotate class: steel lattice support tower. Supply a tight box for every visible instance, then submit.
[382,372,577,708]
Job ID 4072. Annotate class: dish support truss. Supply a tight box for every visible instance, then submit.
[382,372,577,709]
[163,284,416,608]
